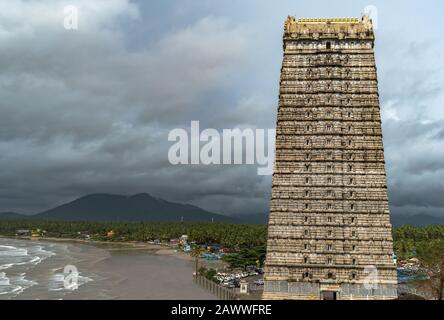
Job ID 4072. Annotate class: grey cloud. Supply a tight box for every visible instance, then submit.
[0,0,271,215]
[1,0,444,220]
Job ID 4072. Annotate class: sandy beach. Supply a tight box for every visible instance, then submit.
[0,237,218,300]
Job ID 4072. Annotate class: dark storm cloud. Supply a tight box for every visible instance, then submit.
[434,129,444,140]
[377,19,444,218]
[0,0,444,219]
[0,0,273,215]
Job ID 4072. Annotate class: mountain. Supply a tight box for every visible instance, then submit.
[391,214,444,227]
[3,196,444,227]
[0,212,25,220]
[32,193,238,223]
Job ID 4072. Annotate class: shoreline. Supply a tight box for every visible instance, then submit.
[1,236,429,300]
[0,236,219,299]
[0,235,199,263]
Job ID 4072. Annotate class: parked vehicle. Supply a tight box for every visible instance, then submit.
[254,279,264,285]
[255,268,264,274]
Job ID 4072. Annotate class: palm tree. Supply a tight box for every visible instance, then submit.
[191,245,206,277]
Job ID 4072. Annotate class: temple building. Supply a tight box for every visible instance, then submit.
[263,16,398,300]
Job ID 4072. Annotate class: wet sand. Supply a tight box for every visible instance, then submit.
[95,249,216,299]
[1,238,217,300]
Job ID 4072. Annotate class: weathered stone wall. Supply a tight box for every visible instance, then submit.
[263,16,397,300]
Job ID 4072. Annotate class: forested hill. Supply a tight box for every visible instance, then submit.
[1,193,237,223]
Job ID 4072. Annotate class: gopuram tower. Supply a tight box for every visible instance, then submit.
[263,16,398,300]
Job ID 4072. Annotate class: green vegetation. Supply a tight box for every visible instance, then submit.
[4,219,443,297]
[2,219,444,297]
[413,239,444,299]
[0,219,267,248]
[191,245,206,276]
[392,225,444,299]
[199,267,219,283]
[393,224,444,260]
[2,219,444,265]
[222,245,266,270]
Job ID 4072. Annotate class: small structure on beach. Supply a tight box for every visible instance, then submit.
[180,235,188,245]
[240,280,249,294]
[31,229,45,238]
[16,229,30,236]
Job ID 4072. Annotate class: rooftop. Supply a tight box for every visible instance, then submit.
[297,18,360,24]
[283,15,374,38]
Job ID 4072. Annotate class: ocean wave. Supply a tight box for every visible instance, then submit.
[0,241,56,273]
[0,273,37,296]
[0,239,58,297]
[0,272,10,285]
[0,239,97,298]
[0,247,28,257]
[0,264,14,271]
[32,245,55,257]
[0,245,17,250]
[48,272,93,292]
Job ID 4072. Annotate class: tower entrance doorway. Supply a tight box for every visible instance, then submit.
[321,291,337,300]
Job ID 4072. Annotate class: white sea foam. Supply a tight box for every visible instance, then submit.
[0,241,55,269]
[0,273,37,296]
[0,238,96,298]
[0,239,56,297]
[0,272,10,285]
[0,246,28,256]
[0,245,17,250]
[0,263,14,271]
[48,272,93,291]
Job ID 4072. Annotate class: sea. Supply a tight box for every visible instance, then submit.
[0,237,425,300]
[0,237,216,300]
[0,238,99,299]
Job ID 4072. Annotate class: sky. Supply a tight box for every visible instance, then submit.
[0,0,443,218]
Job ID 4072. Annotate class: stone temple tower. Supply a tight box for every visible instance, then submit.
[263,16,398,300]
